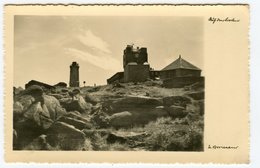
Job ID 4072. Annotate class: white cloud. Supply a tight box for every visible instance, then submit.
[64,48,121,71]
[77,29,111,54]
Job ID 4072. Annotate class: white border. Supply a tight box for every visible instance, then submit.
[1,0,259,168]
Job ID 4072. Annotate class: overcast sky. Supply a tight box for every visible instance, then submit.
[14,16,203,87]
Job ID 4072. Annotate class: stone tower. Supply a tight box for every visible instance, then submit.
[69,62,80,87]
[123,45,150,83]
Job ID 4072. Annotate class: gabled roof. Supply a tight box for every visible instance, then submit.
[162,55,201,71]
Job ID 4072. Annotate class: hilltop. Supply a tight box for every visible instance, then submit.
[13,80,204,151]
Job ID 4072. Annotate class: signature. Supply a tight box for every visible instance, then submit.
[208,144,239,149]
[208,17,240,24]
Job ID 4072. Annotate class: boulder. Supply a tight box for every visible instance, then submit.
[65,111,90,123]
[60,95,92,113]
[14,95,35,112]
[13,101,23,115]
[23,134,52,150]
[163,96,192,108]
[164,105,188,118]
[61,89,69,93]
[127,106,168,126]
[91,109,110,128]
[23,85,44,97]
[110,95,163,113]
[42,95,67,120]
[23,102,54,129]
[13,91,67,149]
[48,94,64,100]
[46,122,86,150]
[15,94,66,130]
[84,93,99,105]
[14,119,45,149]
[115,96,163,107]
[109,111,133,128]
[106,133,127,144]
[58,116,92,130]
[13,86,24,95]
[107,105,168,127]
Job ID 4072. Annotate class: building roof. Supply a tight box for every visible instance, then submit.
[162,55,201,71]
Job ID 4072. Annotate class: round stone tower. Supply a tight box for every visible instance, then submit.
[69,62,80,87]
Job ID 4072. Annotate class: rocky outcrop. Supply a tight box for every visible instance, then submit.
[13,101,23,115]
[13,86,68,149]
[58,116,92,130]
[65,111,90,123]
[91,109,110,128]
[13,81,204,151]
[13,86,24,95]
[163,96,192,108]
[14,89,66,130]
[109,111,133,128]
[60,95,92,113]
[48,94,64,100]
[164,105,188,118]
[111,96,163,110]
[14,95,35,113]
[84,93,99,105]
[23,134,52,150]
[46,122,86,150]
[14,119,45,149]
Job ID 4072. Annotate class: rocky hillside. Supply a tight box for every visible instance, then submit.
[13,80,204,151]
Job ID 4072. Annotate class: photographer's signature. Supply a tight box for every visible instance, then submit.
[208,17,240,24]
[208,144,239,149]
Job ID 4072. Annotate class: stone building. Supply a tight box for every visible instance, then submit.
[25,80,55,90]
[123,45,148,68]
[107,44,150,84]
[107,45,204,88]
[69,62,80,87]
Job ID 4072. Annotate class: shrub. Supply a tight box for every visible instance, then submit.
[144,117,203,151]
[90,132,130,151]
[108,142,130,151]
[90,132,109,151]
[82,138,93,151]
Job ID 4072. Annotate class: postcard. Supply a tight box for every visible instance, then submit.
[4,4,249,163]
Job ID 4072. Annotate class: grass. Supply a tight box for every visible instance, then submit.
[90,131,130,151]
[144,117,203,151]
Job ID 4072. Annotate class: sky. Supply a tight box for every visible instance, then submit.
[14,16,204,87]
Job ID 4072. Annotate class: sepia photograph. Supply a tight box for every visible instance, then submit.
[4,5,249,163]
[13,15,204,151]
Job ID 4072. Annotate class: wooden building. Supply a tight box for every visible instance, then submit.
[160,55,204,88]
[160,55,201,79]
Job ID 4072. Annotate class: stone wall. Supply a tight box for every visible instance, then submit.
[124,63,150,83]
